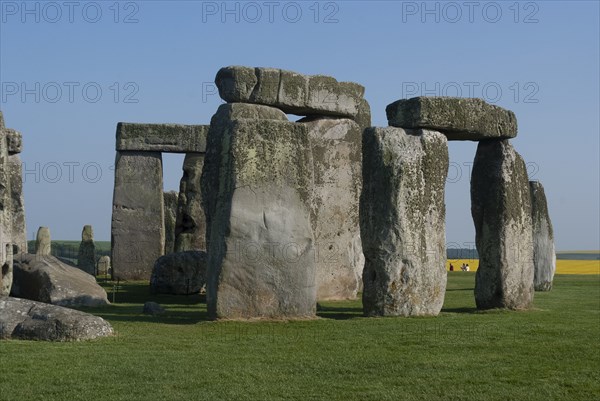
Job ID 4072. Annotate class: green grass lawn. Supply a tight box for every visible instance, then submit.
[1,273,599,401]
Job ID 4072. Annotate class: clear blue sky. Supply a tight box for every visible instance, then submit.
[1,1,598,250]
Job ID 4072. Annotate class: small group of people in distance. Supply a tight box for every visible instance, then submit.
[449,263,470,272]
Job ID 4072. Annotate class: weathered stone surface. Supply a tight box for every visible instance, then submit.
[0,297,113,341]
[5,129,23,154]
[471,140,534,309]
[164,191,178,254]
[215,66,365,120]
[35,227,51,256]
[298,117,363,300]
[203,113,316,320]
[354,98,372,132]
[9,154,26,255]
[0,128,13,297]
[150,251,207,295]
[0,110,4,128]
[82,225,93,241]
[174,154,206,252]
[530,181,556,291]
[111,151,164,280]
[11,254,110,307]
[0,255,11,297]
[97,255,111,276]
[78,225,96,275]
[201,103,288,244]
[386,97,517,141]
[116,123,209,153]
[143,301,165,316]
[361,127,448,317]
[210,102,288,122]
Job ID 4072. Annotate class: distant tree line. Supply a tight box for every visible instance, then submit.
[26,241,111,262]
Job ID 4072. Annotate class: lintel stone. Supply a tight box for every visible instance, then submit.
[116,123,209,153]
[386,97,517,141]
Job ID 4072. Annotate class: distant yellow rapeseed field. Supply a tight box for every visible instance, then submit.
[446,259,599,275]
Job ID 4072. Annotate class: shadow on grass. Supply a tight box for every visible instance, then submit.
[441,307,479,314]
[76,282,211,325]
[317,306,363,320]
[88,281,484,324]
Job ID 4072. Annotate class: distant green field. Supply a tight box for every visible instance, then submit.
[24,243,600,262]
[26,241,111,263]
[0,274,598,401]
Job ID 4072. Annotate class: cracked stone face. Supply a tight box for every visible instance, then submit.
[360,127,449,317]
[203,104,316,319]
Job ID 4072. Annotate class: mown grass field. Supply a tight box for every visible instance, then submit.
[1,273,599,401]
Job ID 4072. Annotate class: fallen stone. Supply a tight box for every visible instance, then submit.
[143,301,165,316]
[298,117,363,300]
[111,151,164,280]
[150,251,207,295]
[215,66,365,120]
[0,297,113,341]
[164,191,179,254]
[386,97,517,141]
[11,254,110,307]
[175,154,206,252]
[361,127,448,317]
[530,181,556,291]
[78,225,96,276]
[471,140,534,309]
[203,108,316,319]
[116,123,209,153]
[35,227,51,256]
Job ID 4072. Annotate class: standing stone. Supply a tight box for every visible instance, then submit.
[163,191,178,254]
[8,155,26,256]
[203,103,316,319]
[299,117,363,300]
[0,114,26,297]
[0,127,12,297]
[471,140,534,310]
[530,181,556,291]
[97,255,111,276]
[111,151,164,280]
[361,127,448,317]
[35,227,51,256]
[174,154,206,252]
[78,225,96,275]
[201,103,289,245]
